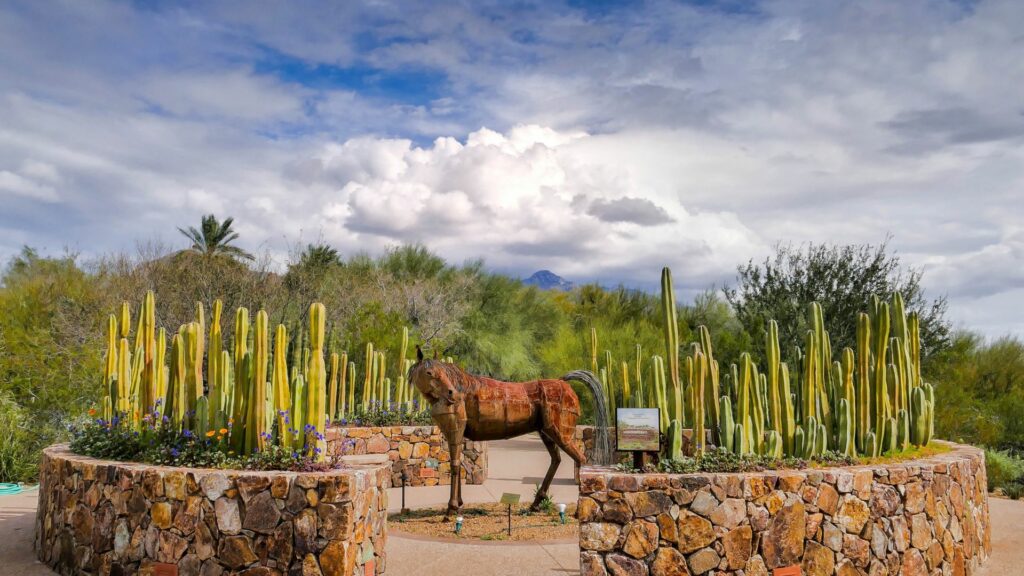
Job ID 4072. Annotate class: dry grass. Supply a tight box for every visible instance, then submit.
[389,503,579,542]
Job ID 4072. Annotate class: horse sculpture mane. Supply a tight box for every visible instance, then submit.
[409,348,612,519]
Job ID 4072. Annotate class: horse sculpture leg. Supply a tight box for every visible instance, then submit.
[531,434,562,511]
[432,398,467,521]
[449,435,464,511]
[531,425,587,511]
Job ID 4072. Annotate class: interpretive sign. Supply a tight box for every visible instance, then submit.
[616,408,660,452]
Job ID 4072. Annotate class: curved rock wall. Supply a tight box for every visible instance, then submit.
[578,442,990,576]
[326,425,486,487]
[35,445,390,576]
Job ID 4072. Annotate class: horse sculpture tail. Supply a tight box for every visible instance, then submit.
[562,370,614,466]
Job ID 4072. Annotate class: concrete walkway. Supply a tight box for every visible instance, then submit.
[3,435,1023,576]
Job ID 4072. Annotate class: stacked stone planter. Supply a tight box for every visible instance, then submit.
[326,425,487,488]
[578,442,990,576]
[35,444,390,576]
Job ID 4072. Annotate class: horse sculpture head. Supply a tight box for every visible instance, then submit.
[409,346,459,405]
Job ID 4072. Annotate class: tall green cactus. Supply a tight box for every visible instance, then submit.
[273,324,291,449]
[328,352,340,419]
[872,301,891,436]
[362,342,374,408]
[765,321,783,445]
[208,300,224,427]
[307,303,328,460]
[660,267,683,424]
[667,419,683,460]
[169,333,187,431]
[855,313,871,453]
[836,398,854,457]
[719,396,734,453]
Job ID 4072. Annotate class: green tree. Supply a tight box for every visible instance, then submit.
[724,240,949,364]
[177,214,254,261]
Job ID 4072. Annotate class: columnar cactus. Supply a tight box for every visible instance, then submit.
[273,324,291,449]
[660,267,683,424]
[362,342,374,409]
[856,313,871,453]
[718,396,734,453]
[306,303,328,460]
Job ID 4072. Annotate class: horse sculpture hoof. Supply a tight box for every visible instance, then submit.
[443,505,460,522]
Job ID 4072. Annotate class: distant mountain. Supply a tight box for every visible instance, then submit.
[523,270,575,291]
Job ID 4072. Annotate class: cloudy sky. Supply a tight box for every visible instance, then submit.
[0,0,1022,336]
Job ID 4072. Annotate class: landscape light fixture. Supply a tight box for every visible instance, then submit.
[455,516,463,534]
[558,502,567,524]
[400,469,409,515]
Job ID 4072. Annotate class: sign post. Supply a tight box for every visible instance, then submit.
[499,492,520,536]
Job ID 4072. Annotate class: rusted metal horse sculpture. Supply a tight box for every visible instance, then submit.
[409,347,612,519]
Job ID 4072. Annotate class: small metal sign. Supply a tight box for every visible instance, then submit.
[499,492,521,505]
[773,566,801,576]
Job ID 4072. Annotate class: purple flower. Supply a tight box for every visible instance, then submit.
[170,448,179,458]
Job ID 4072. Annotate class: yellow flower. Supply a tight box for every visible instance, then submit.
[205,430,216,438]
[216,435,223,441]
[219,428,228,435]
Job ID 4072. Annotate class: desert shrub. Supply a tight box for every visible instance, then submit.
[335,403,434,427]
[0,391,32,482]
[984,448,1024,493]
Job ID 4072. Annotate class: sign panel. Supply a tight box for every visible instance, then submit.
[499,492,521,505]
[616,407,660,452]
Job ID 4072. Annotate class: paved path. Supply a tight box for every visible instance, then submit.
[3,435,1023,576]
[386,434,580,575]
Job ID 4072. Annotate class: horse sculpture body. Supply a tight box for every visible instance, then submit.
[409,348,612,519]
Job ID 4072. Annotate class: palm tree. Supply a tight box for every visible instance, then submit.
[177,214,254,261]
[297,243,341,270]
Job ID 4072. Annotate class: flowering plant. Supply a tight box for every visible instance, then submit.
[70,407,340,471]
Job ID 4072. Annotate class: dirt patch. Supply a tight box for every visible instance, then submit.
[389,503,579,542]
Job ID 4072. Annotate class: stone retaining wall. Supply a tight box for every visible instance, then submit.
[578,442,990,576]
[326,425,487,488]
[36,444,390,576]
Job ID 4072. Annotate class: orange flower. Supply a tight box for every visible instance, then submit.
[216,436,223,441]
[219,428,228,435]
[88,408,96,416]
[205,430,216,438]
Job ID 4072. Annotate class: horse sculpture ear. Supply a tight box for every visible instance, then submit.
[416,345,424,363]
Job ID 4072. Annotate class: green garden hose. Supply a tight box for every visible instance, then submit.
[0,483,37,496]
